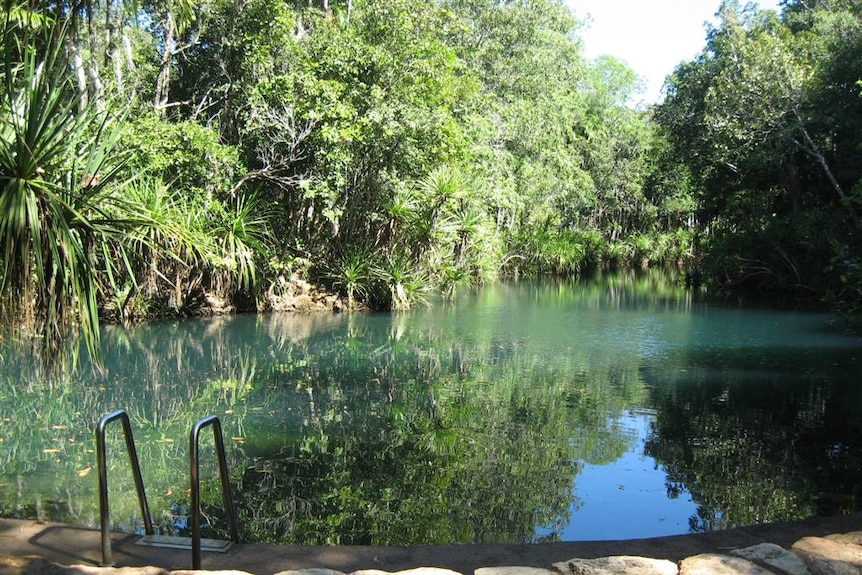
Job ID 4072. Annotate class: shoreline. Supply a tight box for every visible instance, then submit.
[2,512,861,574]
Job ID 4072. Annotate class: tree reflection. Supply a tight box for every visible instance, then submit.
[643,345,862,531]
[2,273,858,544]
[0,286,645,544]
[231,320,639,545]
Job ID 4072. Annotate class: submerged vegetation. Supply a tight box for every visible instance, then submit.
[2,0,862,357]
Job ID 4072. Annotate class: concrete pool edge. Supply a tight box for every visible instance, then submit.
[1,513,861,574]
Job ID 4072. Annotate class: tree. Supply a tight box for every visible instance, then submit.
[569,56,654,240]
[704,3,851,217]
[0,13,134,362]
[655,0,862,297]
[150,0,199,113]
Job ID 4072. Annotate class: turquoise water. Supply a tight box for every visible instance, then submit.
[1,272,860,544]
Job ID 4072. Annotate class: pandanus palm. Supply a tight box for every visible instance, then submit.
[120,177,213,315]
[209,192,275,299]
[327,245,379,310]
[0,12,137,365]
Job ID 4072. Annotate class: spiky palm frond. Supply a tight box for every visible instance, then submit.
[0,17,130,365]
[121,177,214,293]
[210,192,276,294]
[325,245,380,310]
[381,252,430,310]
[417,166,463,204]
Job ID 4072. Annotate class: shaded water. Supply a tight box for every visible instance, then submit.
[1,271,860,545]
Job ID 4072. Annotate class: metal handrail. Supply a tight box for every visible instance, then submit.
[96,409,154,567]
[189,415,239,570]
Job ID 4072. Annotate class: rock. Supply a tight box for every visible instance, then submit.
[475,567,556,575]
[352,569,463,575]
[794,557,859,575]
[826,534,862,548]
[0,556,170,575]
[292,294,316,311]
[326,295,345,312]
[730,543,813,575]
[552,556,677,575]
[171,571,256,575]
[72,569,170,575]
[271,570,345,575]
[678,553,775,575]
[264,274,345,313]
[792,537,862,566]
[205,294,235,315]
[1,555,66,575]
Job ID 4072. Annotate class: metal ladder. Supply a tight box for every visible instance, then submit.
[96,409,239,569]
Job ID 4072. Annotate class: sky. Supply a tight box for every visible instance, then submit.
[566,0,783,105]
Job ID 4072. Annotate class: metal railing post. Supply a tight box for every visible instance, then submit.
[190,415,239,570]
[96,409,154,567]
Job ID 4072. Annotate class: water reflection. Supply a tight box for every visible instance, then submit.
[555,409,699,541]
[0,271,860,544]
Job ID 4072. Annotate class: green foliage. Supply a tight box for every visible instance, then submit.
[208,193,276,297]
[7,0,862,544]
[3,0,694,326]
[656,0,862,312]
[0,15,132,363]
[116,114,243,201]
[507,225,587,276]
[112,177,212,317]
[325,245,379,310]
[22,0,858,343]
[379,252,431,311]
[507,225,696,278]
[116,178,276,315]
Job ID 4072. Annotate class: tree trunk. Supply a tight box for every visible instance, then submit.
[791,108,850,211]
[103,0,126,97]
[780,158,802,217]
[71,45,89,108]
[67,17,89,108]
[154,11,175,113]
[84,0,105,112]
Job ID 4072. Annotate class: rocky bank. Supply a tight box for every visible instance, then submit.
[3,531,861,575]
